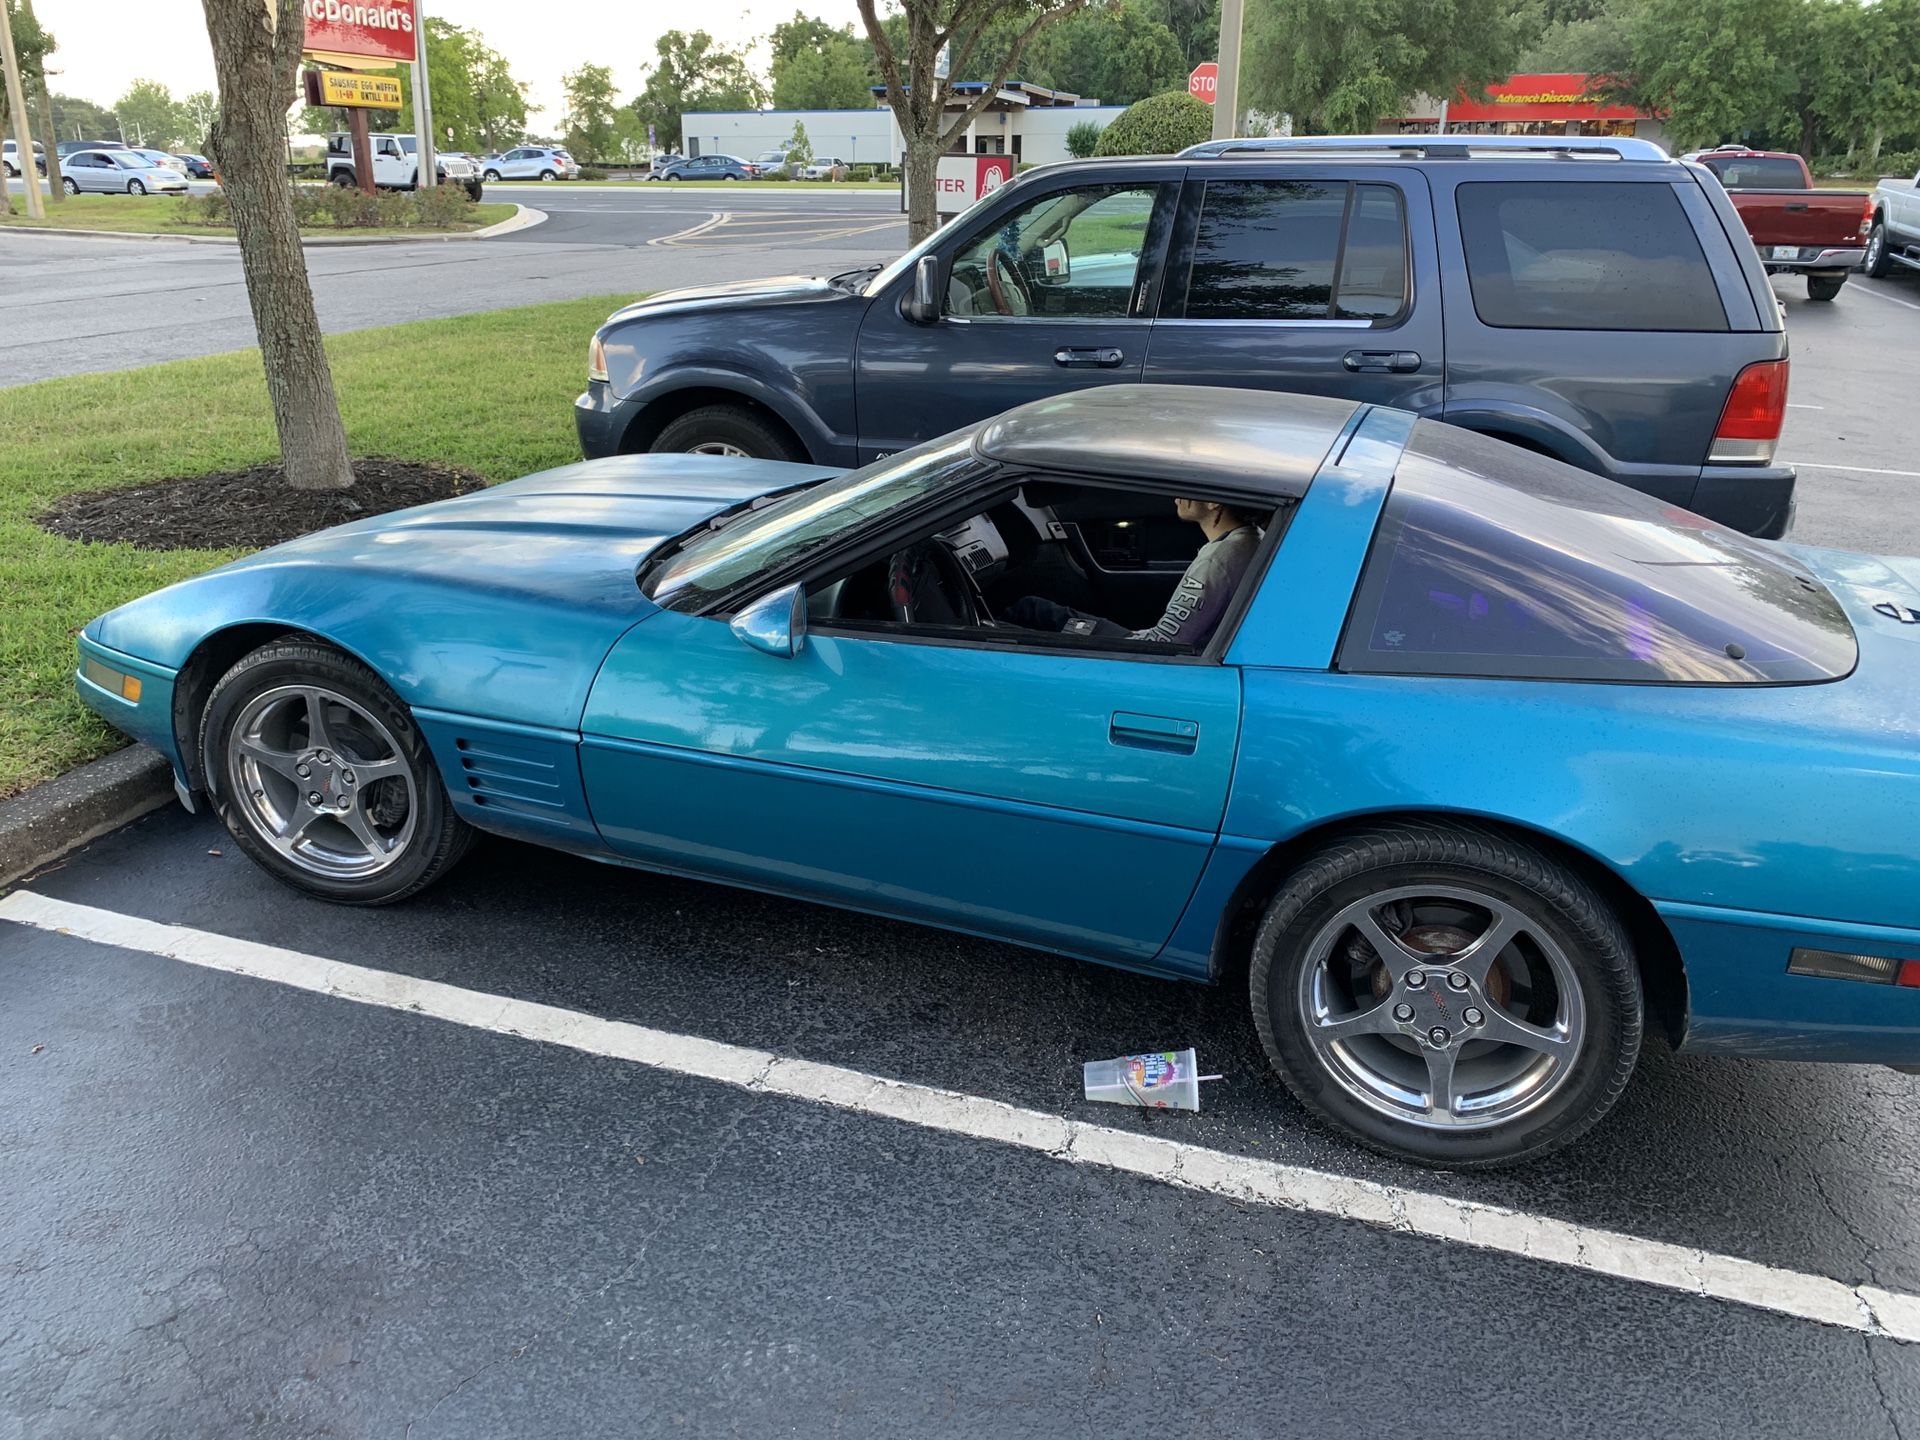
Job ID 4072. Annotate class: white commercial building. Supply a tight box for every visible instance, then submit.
[680,82,1126,170]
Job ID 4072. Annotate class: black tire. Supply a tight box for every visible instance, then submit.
[1863,220,1892,279]
[62,176,78,195]
[465,180,483,202]
[652,404,807,462]
[1807,273,1847,302]
[483,168,500,182]
[331,169,354,188]
[666,173,682,181]
[128,179,146,196]
[200,637,472,906]
[1248,821,1643,1169]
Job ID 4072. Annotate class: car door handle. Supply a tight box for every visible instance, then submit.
[1110,711,1199,754]
[1055,347,1125,369]
[1784,201,1808,212]
[1343,349,1422,373]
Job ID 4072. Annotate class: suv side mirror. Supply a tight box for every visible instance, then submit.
[730,582,807,658]
[904,255,942,325]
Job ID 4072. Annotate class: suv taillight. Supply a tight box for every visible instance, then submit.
[588,334,608,384]
[1860,196,1875,238]
[1710,359,1788,464]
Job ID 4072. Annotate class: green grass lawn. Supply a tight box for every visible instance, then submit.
[0,194,518,236]
[0,294,634,798]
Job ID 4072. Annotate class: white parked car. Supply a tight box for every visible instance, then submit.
[479,147,580,181]
[800,157,849,180]
[60,149,188,195]
[326,133,483,199]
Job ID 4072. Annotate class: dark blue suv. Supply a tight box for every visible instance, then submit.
[577,135,1796,536]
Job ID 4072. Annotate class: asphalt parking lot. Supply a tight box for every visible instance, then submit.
[6,209,1920,1434]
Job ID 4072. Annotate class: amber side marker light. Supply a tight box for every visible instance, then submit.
[81,657,141,703]
[1788,947,1920,988]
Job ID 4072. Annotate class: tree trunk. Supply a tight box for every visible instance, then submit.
[1867,125,1884,167]
[201,0,354,492]
[905,133,943,244]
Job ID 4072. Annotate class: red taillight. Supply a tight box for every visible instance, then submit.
[1710,359,1788,463]
[1861,196,1875,239]
[1902,961,1920,989]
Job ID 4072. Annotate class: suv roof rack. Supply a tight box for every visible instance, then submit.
[1178,133,1671,162]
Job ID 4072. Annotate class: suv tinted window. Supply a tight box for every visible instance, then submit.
[1456,181,1727,332]
[1340,422,1855,684]
[1182,180,1408,322]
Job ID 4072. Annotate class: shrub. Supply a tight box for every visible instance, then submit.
[283,183,478,230]
[1066,119,1105,159]
[579,165,609,181]
[1092,90,1212,157]
[759,169,792,182]
[1809,148,1920,180]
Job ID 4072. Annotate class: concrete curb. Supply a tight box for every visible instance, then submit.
[0,745,173,889]
[0,203,545,247]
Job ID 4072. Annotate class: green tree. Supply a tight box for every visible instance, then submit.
[387,21,525,152]
[1092,87,1210,152]
[857,0,1094,242]
[1030,1,1186,104]
[114,77,187,148]
[1139,0,1220,69]
[786,118,813,168]
[770,14,879,109]
[1066,116,1105,155]
[1240,0,1520,133]
[1587,0,1801,151]
[45,90,115,140]
[561,62,619,162]
[178,89,217,148]
[471,48,528,151]
[632,30,766,153]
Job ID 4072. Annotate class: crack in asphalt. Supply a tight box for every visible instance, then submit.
[1864,1334,1909,1440]
[1812,1163,1883,1289]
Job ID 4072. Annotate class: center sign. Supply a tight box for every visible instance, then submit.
[302,0,417,65]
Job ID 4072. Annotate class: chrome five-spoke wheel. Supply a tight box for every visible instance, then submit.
[202,638,471,904]
[1251,822,1643,1169]
[227,684,418,879]
[1297,885,1583,1130]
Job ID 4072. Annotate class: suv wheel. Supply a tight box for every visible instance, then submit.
[1248,821,1643,1169]
[331,170,353,188]
[539,168,556,181]
[653,405,806,462]
[482,168,500,182]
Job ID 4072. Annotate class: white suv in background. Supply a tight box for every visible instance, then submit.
[326,133,484,200]
[480,147,580,181]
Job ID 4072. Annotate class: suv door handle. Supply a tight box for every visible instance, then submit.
[1343,349,1422,373]
[1055,347,1125,369]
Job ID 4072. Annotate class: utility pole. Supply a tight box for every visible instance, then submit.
[1210,0,1244,143]
[20,0,61,202]
[409,0,435,186]
[0,0,44,218]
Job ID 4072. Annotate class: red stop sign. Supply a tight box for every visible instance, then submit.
[1189,63,1218,105]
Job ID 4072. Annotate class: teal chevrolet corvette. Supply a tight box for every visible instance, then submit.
[76,387,1920,1167]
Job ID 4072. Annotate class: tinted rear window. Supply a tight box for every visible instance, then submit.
[1456,181,1727,332]
[1340,422,1856,684]
[1697,155,1805,189]
[1182,180,1408,322]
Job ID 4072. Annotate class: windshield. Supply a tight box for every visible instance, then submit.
[1341,421,1856,684]
[648,433,984,608]
[864,183,1015,297]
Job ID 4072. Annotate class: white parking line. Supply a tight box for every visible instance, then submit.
[5,886,1918,1346]
[1850,283,1920,313]
[1785,461,1920,478]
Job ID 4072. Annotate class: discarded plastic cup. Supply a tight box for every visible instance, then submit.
[1082,1048,1221,1112]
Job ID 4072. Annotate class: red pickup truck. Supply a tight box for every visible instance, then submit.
[1684,148,1873,300]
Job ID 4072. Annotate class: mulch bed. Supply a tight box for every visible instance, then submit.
[37,458,487,551]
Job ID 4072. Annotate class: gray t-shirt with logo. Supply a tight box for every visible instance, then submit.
[1131,523,1262,646]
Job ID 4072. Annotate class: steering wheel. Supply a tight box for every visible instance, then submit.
[886,540,993,627]
[986,248,1034,317]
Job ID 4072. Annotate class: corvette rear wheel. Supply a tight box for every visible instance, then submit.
[201,638,471,905]
[1249,822,1642,1169]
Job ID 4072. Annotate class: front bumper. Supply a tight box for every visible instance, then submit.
[574,381,632,457]
[1762,245,1866,271]
[75,635,185,776]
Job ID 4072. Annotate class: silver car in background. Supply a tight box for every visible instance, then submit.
[480,147,580,181]
[61,149,189,195]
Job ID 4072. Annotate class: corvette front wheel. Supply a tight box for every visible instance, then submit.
[1249,822,1642,1169]
[200,638,471,905]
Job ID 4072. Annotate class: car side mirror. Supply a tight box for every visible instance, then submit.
[905,254,942,325]
[729,582,807,658]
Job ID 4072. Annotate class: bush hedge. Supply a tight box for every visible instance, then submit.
[1093,90,1212,157]
[181,184,479,230]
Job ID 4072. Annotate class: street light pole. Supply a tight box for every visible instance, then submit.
[409,0,436,186]
[1210,0,1244,143]
[0,0,45,218]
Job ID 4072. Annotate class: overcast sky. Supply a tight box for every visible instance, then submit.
[41,0,870,126]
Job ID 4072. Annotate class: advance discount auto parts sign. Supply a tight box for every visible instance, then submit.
[303,0,417,65]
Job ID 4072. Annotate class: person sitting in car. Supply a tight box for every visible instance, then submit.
[1007,498,1263,648]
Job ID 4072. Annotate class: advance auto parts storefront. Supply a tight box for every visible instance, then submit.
[1389,73,1666,149]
